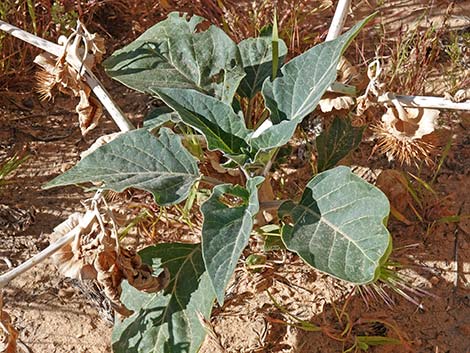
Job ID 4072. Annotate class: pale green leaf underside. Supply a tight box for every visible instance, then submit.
[103,12,245,103]
[280,166,390,284]
[112,243,215,353]
[153,87,251,156]
[237,36,288,99]
[201,177,263,305]
[44,128,200,206]
[254,15,374,150]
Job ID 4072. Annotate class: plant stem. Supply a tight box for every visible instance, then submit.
[0,210,96,289]
[0,22,136,287]
[325,0,352,41]
[378,93,470,110]
[0,20,135,132]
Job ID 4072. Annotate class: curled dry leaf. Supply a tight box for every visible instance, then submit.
[0,297,18,353]
[118,248,169,292]
[49,212,98,280]
[34,27,106,135]
[373,106,440,165]
[452,88,470,102]
[49,210,167,317]
[319,57,357,113]
[206,151,239,177]
[337,56,359,84]
[319,93,355,113]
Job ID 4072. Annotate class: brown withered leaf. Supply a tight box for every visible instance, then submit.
[319,93,355,113]
[119,248,169,292]
[82,30,106,65]
[50,210,167,317]
[376,170,414,224]
[256,176,277,226]
[318,57,357,113]
[382,106,439,139]
[50,211,98,280]
[337,56,359,84]
[0,297,18,353]
[206,151,239,177]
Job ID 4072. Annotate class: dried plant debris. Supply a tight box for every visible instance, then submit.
[0,204,35,236]
[319,57,358,113]
[0,297,18,353]
[34,25,105,135]
[206,151,239,177]
[376,169,414,224]
[319,93,355,113]
[373,106,440,165]
[49,210,168,317]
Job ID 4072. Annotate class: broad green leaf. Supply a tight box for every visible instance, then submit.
[44,128,200,206]
[112,243,215,353]
[316,116,365,172]
[143,106,181,131]
[253,14,374,150]
[280,166,391,284]
[201,177,264,305]
[250,119,298,151]
[153,87,251,157]
[237,34,287,99]
[103,12,245,103]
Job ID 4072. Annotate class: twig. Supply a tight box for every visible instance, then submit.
[453,226,460,290]
[378,93,470,110]
[0,211,96,288]
[0,22,136,287]
[0,20,135,132]
[325,0,352,41]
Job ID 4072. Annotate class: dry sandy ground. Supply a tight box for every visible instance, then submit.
[0,1,469,352]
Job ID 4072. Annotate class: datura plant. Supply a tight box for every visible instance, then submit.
[44,12,392,353]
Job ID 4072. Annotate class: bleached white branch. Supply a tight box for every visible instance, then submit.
[0,211,96,289]
[0,22,136,287]
[0,20,135,132]
[378,93,470,111]
[326,0,352,41]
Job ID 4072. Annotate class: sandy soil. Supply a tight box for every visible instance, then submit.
[0,1,469,353]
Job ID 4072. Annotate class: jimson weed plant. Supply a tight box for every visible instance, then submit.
[42,12,393,353]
